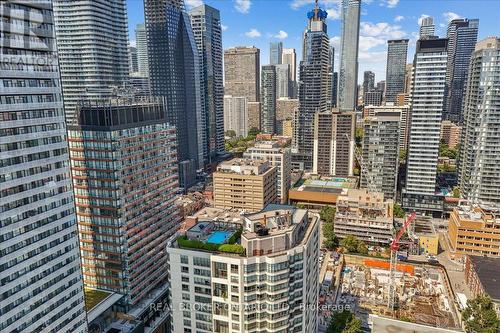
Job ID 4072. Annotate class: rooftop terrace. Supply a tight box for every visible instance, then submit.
[292,175,358,193]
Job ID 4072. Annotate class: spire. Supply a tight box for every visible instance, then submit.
[314,0,319,20]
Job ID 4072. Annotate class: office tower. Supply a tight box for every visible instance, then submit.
[223,95,248,137]
[293,4,330,170]
[0,2,87,332]
[338,0,361,111]
[213,159,278,211]
[403,38,448,213]
[362,71,375,94]
[404,63,413,94]
[167,205,320,333]
[458,37,500,208]
[67,98,181,307]
[334,189,394,244]
[224,46,260,102]
[128,46,139,74]
[135,23,149,77]
[190,5,225,163]
[386,39,409,103]
[270,41,283,65]
[283,47,297,97]
[363,105,411,152]
[261,65,277,134]
[376,80,386,94]
[362,112,401,200]
[53,0,129,122]
[313,110,355,177]
[244,142,292,204]
[332,72,339,107]
[440,121,462,149]
[276,97,299,121]
[248,102,261,131]
[419,16,435,38]
[145,0,204,187]
[363,90,383,106]
[128,75,151,96]
[444,19,479,122]
[275,63,291,98]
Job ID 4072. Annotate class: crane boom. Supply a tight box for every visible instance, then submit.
[391,212,417,251]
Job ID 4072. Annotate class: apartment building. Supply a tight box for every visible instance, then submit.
[448,205,500,258]
[363,105,410,151]
[334,189,395,245]
[213,158,277,212]
[440,121,461,149]
[244,141,292,204]
[167,205,320,333]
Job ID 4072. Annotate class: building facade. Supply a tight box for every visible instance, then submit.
[213,159,277,212]
[293,4,330,170]
[167,205,320,333]
[448,205,500,258]
[0,2,88,331]
[444,19,479,123]
[244,142,292,204]
[403,38,448,213]
[128,46,139,74]
[248,101,261,131]
[362,71,375,95]
[275,63,291,99]
[135,23,149,77]
[190,4,225,163]
[67,99,181,307]
[363,90,383,106]
[338,0,361,111]
[419,16,435,38]
[53,0,129,123]
[283,47,297,97]
[313,110,355,177]
[224,46,260,102]
[224,95,248,138]
[440,121,462,149]
[385,39,409,103]
[270,41,283,65]
[362,112,401,200]
[458,37,500,208]
[261,65,277,134]
[363,105,410,152]
[334,189,395,245]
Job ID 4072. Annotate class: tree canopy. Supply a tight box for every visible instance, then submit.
[340,235,368,255]
[327,310,363,333]
[393,203,405,219]
[462,294,500,333]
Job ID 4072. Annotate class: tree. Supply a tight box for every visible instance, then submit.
[340,235,368,255]
[399,149,407,164]
[462,294,500,333]
[225,130,236,138]
[356,241,368,255]
[323,221,338,250]
[327,310,363,333]
[452,186,460,198]
[248,127,260,138]
[393,203,405,219]
[320,205,336,224]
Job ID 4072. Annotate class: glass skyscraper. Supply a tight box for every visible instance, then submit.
[385,39,409,103]
[270,41,283,65]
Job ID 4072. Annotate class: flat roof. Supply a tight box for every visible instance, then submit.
[469,256,500,301]
[84,288,123,322]
[291,176,358,193]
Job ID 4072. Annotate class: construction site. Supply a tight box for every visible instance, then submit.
[336,257,461,331]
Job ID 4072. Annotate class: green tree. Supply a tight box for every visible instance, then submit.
[356,241,368,255]
[399,149,407,164]
[393,203,405,219]
[320,205,336,224]
[225,129,236,138]
[452,186,460,198]
[462,294,500,333]
[355,127,364,148]
[327,310,363,333]
[248,127,260,138]
[322,221,338,250]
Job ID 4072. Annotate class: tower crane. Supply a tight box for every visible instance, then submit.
[388,212,417,311]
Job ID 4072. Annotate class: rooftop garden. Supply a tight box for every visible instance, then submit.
[177,228,245,255]
[84,287,112,312]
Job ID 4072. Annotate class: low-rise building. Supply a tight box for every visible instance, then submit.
[334,189,394,245]
[167,205,320,333]
[412,217,439,255]
[244,141,292,204]
[465,256,500,314]
[440,120,461,149]
[213,158,277,212]
[448,205,500,258]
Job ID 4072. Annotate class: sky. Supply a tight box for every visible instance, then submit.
[126,0,498,82]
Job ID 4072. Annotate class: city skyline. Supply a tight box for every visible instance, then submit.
[126,0,497,82]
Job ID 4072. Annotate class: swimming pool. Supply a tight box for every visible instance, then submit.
[207,231,233,244]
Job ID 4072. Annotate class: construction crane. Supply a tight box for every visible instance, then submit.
[388,211,417,311]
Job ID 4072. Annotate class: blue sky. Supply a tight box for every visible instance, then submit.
[126,0,498,82]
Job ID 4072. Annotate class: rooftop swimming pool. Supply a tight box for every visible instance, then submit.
[207,231,233,244]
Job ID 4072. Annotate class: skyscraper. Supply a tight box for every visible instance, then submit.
[293,3,330,170]
[338,0,361,111]
[275,63,291,98]
[458,37,500,208]
[145,0,205,185]
[190,4,225,163]
[270,41,283,65]
[282,48,297,97]
[224,95,248,138]
[362,111,401,200]
[0,2,87,331]
[135,23,149,77]
[403,38,448,213]
[224,46,260,102]
[385,39,409,103]
[362,70,375,94]
[53,0,129,122]
[419,16,435,38]
[261,65,277,134]
[444,18,479,123]
[332,72,339,107]
[128,45,139,74]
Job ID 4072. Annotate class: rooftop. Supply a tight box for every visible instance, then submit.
[84,288,123,322]
[468,256,500,301]
[216,158,274,175]
[291,175,359,194]
[454,204,500,223]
